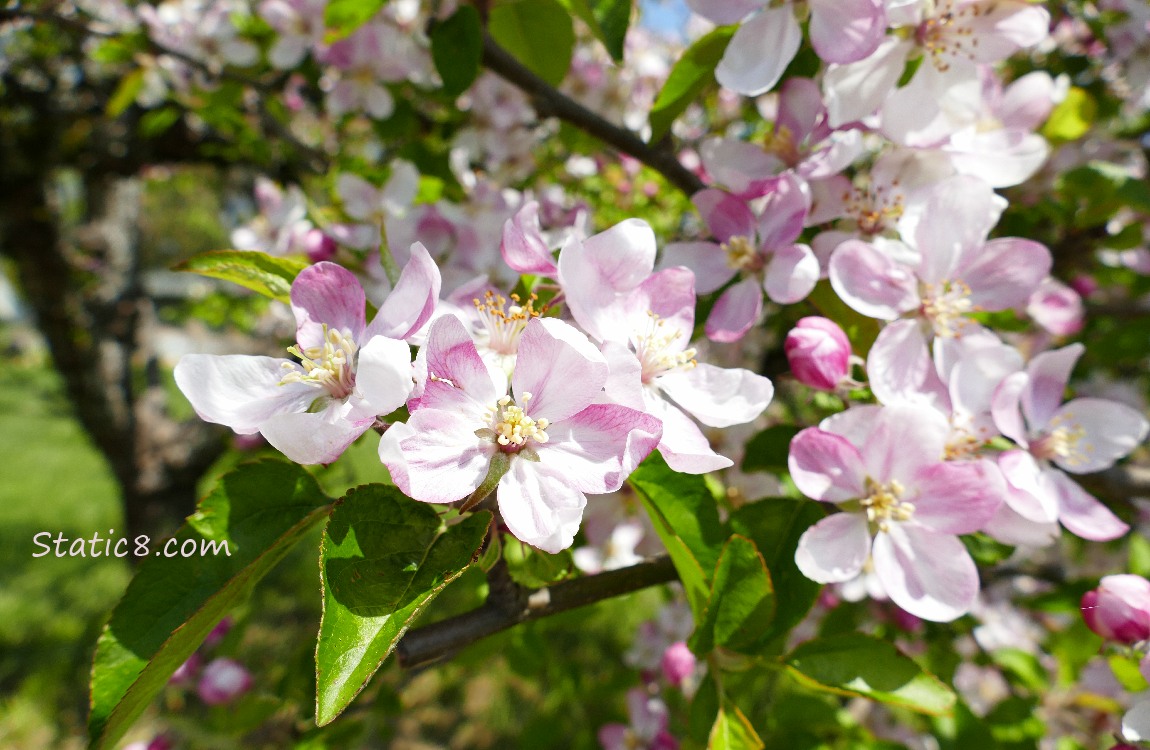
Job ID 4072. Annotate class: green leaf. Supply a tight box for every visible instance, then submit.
[689,535,775,655]
[629,452,726,616]
[1131,534,1150,578]
[174,250,309,303]
[488,0,577,86]
[709,700,765,750]
[741,425,800,474]
[106,68,145,117]
[502,534,574,588]
[991,648,1049,693]
[932,700,1000,750]
[648,25,734,142]
[430,6,483,97]
[89,460,332,750]
[315,486,491,725]
[558,0,631,62]
[1109,652,1149,692]
[728,501,823,643]
[784,633,956,716]
[1041,87,1096,143]
[323,0,385,41]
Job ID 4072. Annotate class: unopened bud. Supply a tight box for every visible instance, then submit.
[785,317,851,391]
[1081,575,1150,644]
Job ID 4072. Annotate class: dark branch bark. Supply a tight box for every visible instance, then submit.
[396,554,678,669]
[480,33,705,197]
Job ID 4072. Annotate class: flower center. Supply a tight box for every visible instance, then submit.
[916,0,980,72]
[764,123,800,165]
[279,326,358,399]
[633,311,697,383]
[842,182,905,236]
[722,235,761,271]
[480,392,550,451]
[1031,417,1091,467]
[473,290,541,355]
[861,477,915,532]
[921,280,975,337]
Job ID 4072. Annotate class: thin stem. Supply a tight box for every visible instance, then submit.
[480,33,705,197]
[396,554,679,668]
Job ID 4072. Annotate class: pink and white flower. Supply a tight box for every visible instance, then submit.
[789,404,1004,621]
[196,658,253,705]
[175,254,439,464]
[663,173,817,342]
[379,315,661,552]
[829,175,1051,337]
[785,316,853,392]
[990,343,1149,542]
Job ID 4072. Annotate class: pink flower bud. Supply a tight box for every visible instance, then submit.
[1081,575,1150,644]
[196,658,253,705]
[660,641,697,686]
[304,229,337,263]
[785,317,851,391]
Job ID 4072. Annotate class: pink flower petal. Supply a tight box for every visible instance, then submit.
[716,5,802,96]
[788,427,867,503]
[354,336,414,417]
[644,394,732,474]
[909,458,1005,534]
[866,319,948,408]
[366,242,442,341]
[808,0,886,64]
[757,173,810,248]
[421,315,501,411]
[998,449,1058,522]
[509,318,603,418]
[828,240,919,320]
[776,77,825,144]
[763,243,819,304]
[659,242,736,295]
[982,503,1060,547]
[991,371,1030,447]
[624,267,696,344]
[861,404,949,485]
[657,362,773,428]
[704,278,763,343]
[1048,398,1150,474]
[260,405,373,464]
[1021,343,1083,432]
[558,221,656,342]
[692,189,757,243]
[685,0,764,25]
[699,138,784,198]
[795,512,871,583]
[541,403,662,492]
[379,412,492,503]
[823,37,911,127]
[500,201,558,276]
[1048,468,1128,542]
[873,524,979,622]
[498,461,587,553]
[291,262,367,349]
[174,354,316,434]
[915,176,1002,285]
[959,238,1052,311]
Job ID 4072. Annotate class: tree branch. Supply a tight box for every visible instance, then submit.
[480,33,704,197]
[396,554,678,668]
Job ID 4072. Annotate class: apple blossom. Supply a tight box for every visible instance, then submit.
[379,315,661,552]
[991,342,1149,541]
[789,404,1004,620]
[599,688,679,750]
[175,253,439,463]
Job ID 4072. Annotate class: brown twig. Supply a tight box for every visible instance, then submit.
[480,33,705,197]
[396,554,678,668]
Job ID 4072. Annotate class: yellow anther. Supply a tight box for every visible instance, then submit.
[861,477,916,532]
[278,325,358,399]
[632,311,697,383]
[721,235,760,272]
[473,290,542,355]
